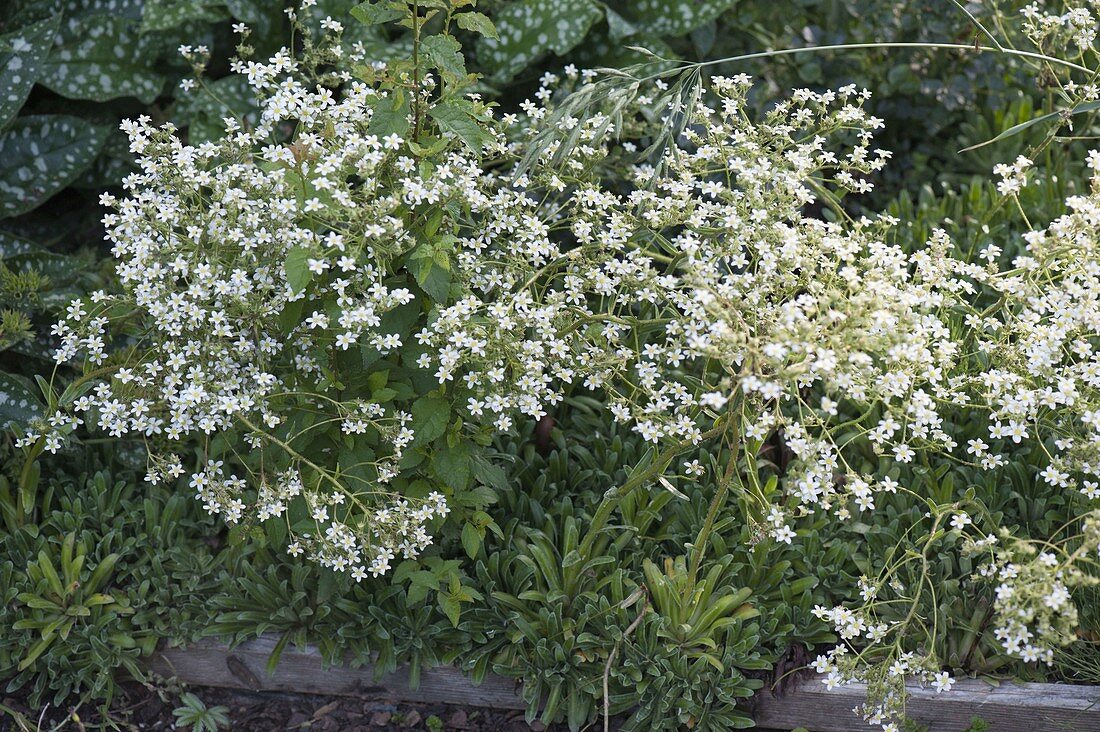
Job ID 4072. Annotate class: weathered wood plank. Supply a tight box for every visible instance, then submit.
[147,636,527,710]
[149,637,1100,731]
[752,674,1100,732]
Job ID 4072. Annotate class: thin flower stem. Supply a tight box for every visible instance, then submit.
[687,416,741,585]
[655,42,1093,78]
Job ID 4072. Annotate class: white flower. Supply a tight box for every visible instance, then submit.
[932,672,954,693]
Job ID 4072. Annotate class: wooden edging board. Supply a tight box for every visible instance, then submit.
[147,636,526,710]
[751,675,1100,732]
[147,636,1100,731]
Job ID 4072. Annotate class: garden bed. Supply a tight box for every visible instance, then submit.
[148,636,1100,732]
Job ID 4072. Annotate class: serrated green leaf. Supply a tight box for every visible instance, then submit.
[0,15,61,130]
[440,596,461,627]
[428,98,493,153]
[0,115,108,218]
[410,395,449,444]
[368,90,410,139]
[478,0,601,79]
[40,14,166,103]
[284,246,313,294]
[471,455,509,493]
[420,33,465,82]
[432,440,471,490]
[454,11,497,39]
[350,0,405,26]
[407,237,453,302]
[460,522,481,559]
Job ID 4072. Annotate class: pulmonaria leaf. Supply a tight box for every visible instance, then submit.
[40,13,166,103]
[477,0,602,80]
[0,14,61,130]
[624,0,737,37]
[0,115,108,218]
[70,127,138,190]
[0,230,41,257]
[141,0,229,32]
[0,371,44,431]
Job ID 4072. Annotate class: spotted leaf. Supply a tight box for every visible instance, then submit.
[478,0,601,80]
[0,115,108,217]
[0,371,43,431]
[623,0,737,37]
[0,15,61,130]
[142,0,229,32]
[40,13,166,103]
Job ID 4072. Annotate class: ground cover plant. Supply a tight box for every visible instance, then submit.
[4,1,1100,731]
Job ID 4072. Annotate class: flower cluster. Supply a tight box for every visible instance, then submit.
[1022,2,1100,54]
[975,521,1100,664]
[39,23,471,578]
[811,644,953,732]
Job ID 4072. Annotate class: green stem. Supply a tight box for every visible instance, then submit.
[411,1,421,144]
[236,415,346,495]
[687,425,741,584]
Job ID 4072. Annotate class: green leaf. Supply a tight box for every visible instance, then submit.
[0,371,44,430]
[0,230,41,256]
[622,0,736,37]
[471,455,509,493]
[0,15,61,130]
[428,98,493,153]
[440,596,461,627]
[37,550,64,597]
[40,14,166,103]
[350,0,406,26]
[454,11,497,40]
[284,246,313,294]
[142,0,228,32]
[86,552,119,593]
[420,33,466,82]
[368,90,410,139]
[18,631,55,671]
[460,522,481,559]
[432,440,471,490]
[410,395,449,444]
[478,0,602,79]
[407,237,453,302]
[0,115,108,217]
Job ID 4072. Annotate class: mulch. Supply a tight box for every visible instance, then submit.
[1,685,570,731]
